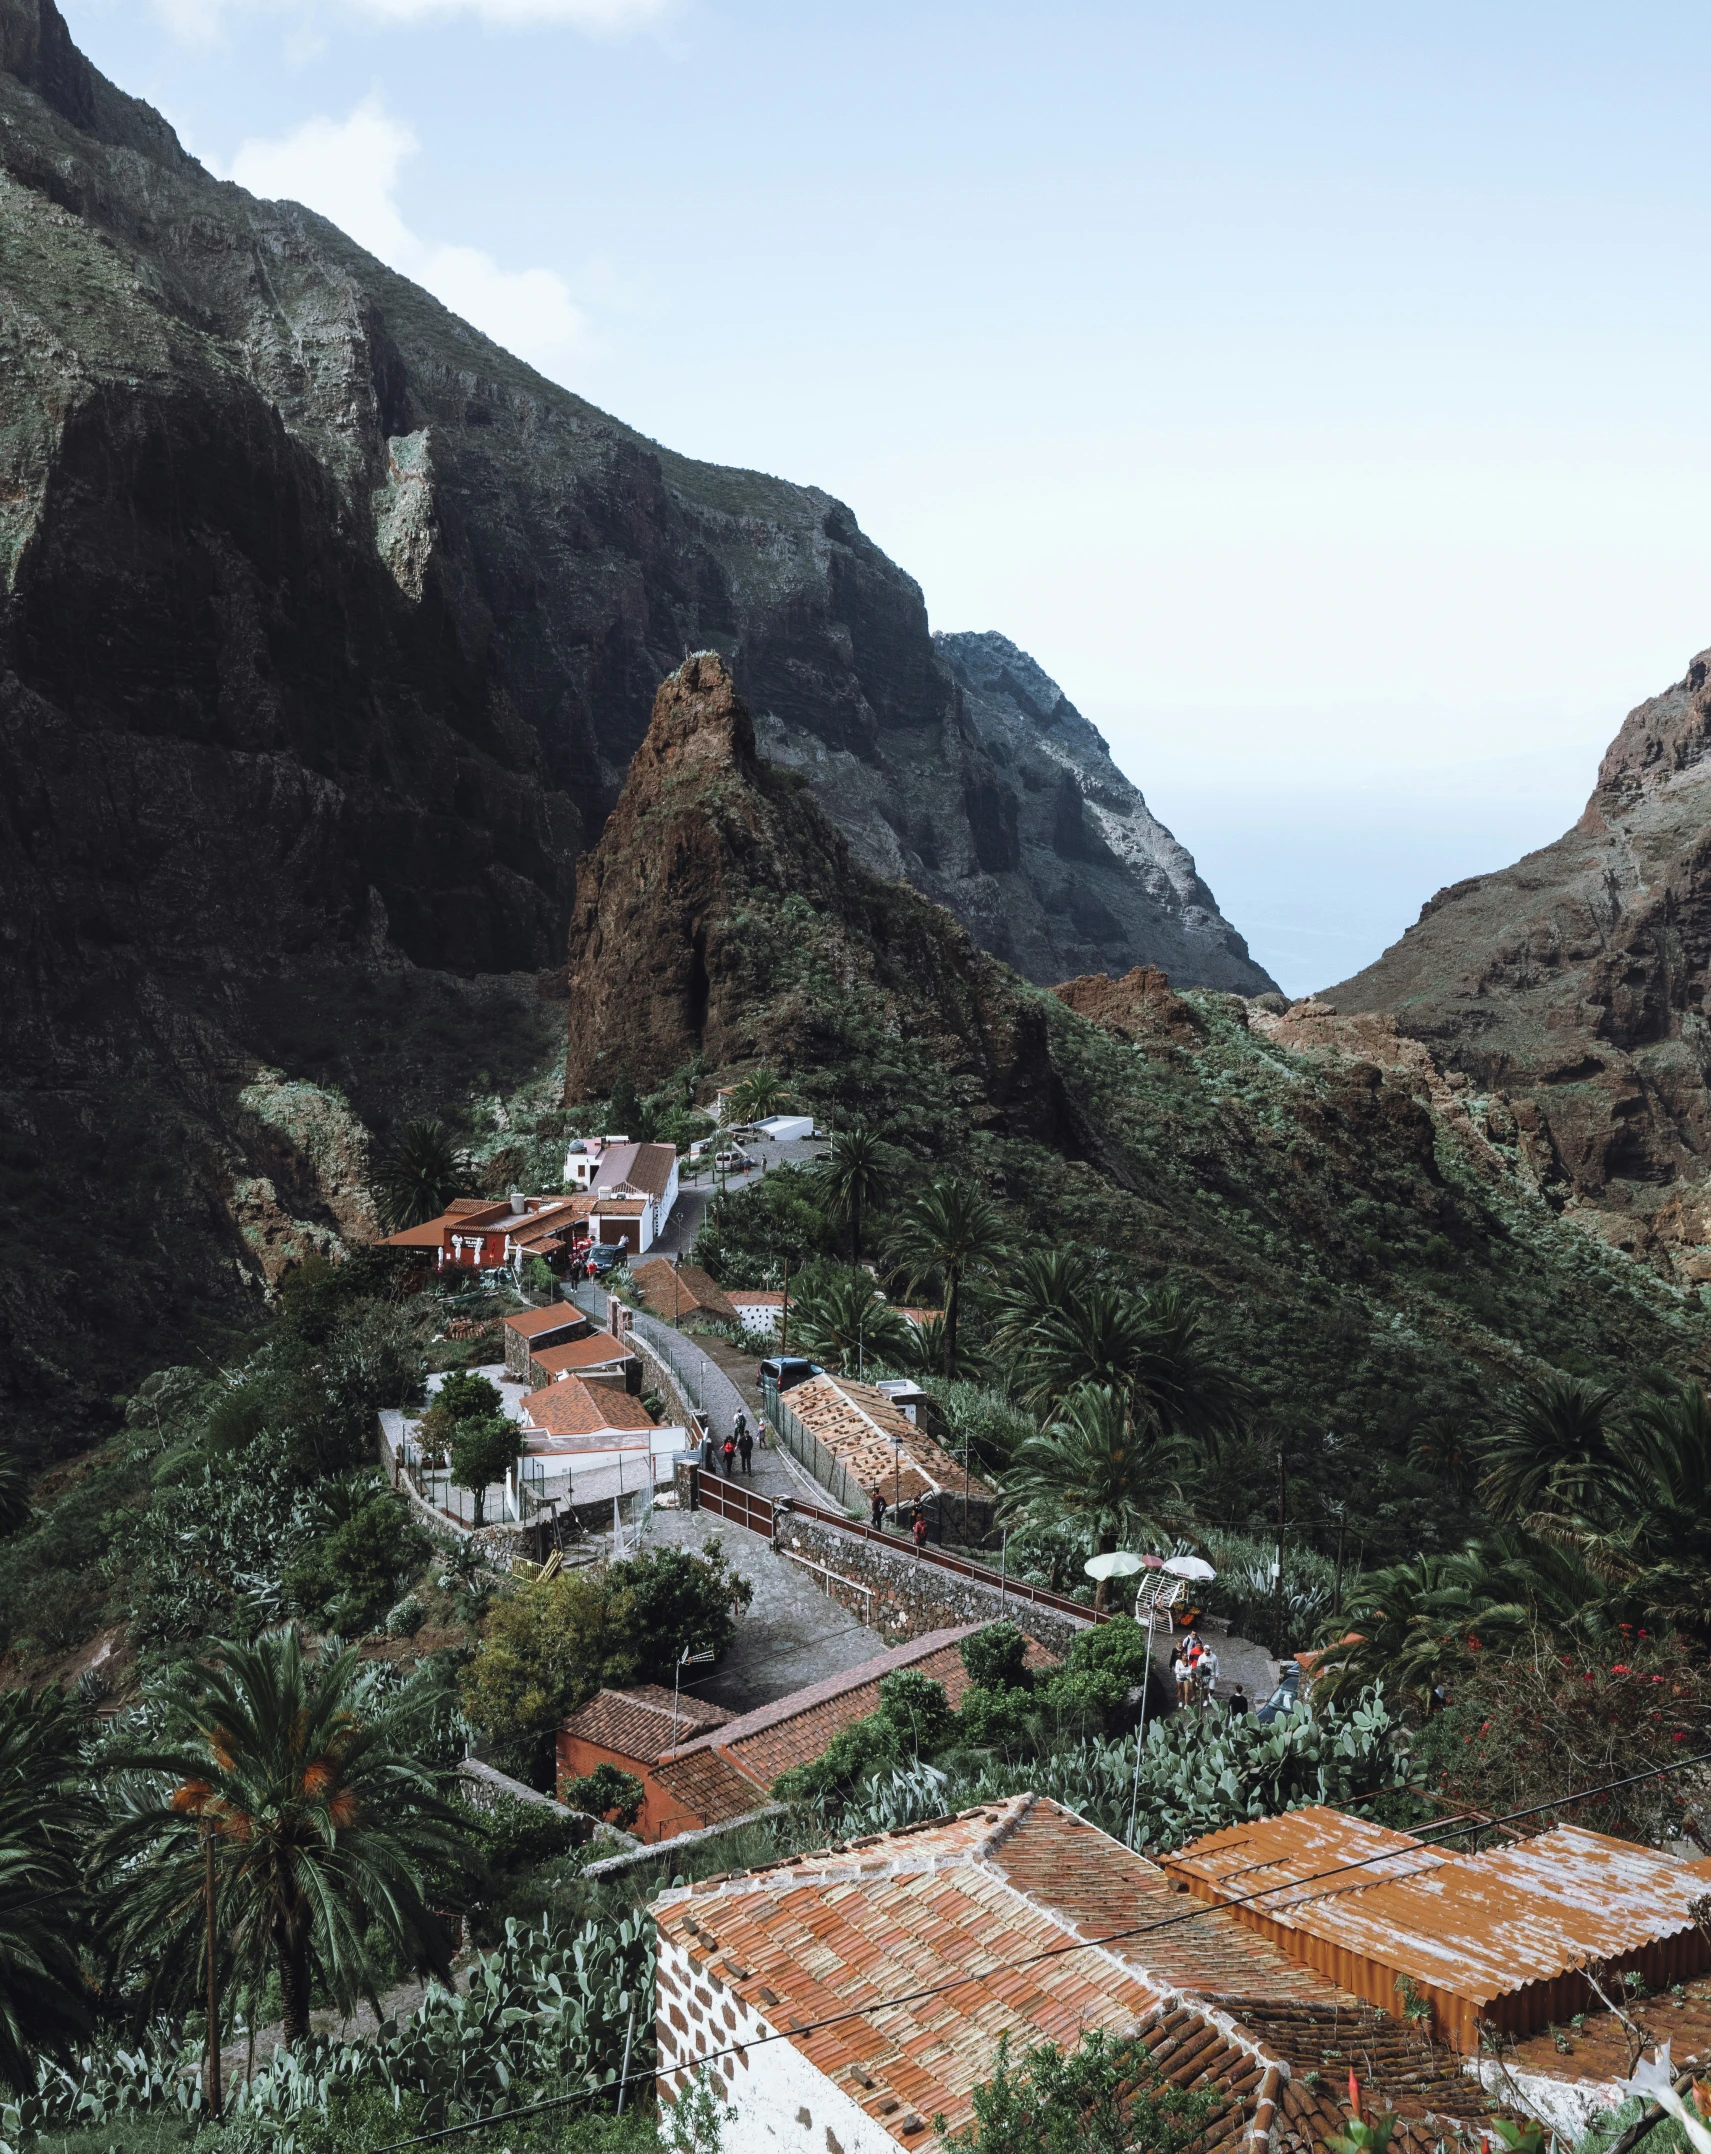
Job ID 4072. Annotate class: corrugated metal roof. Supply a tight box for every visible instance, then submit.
[1168,1805,1711,2023]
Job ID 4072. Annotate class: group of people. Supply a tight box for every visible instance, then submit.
[1171,1625,1249,1717]
[709,1411,760,1475]
[870,1488,931,1549]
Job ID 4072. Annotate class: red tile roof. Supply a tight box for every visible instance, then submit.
[519,1377,657,1440]
[632,1259,738,1325]
[786,1374,994,1505]
[655,1628,1053,1819]
[561,1685,734,1763]
[502,1305,591,1342]
[531,1334,637,1378]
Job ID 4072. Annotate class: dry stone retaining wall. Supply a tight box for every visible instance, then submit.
[771,1508,1090,1658]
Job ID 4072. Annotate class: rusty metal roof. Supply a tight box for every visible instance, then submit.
[1169,1806,1711,2008]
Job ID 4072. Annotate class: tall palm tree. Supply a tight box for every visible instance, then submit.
[371,1119,473,1232]
[1011,1276,1242,1447]
[817,1126,900,1270]
[887,1176,1010,1378]
[728,1066,787,1124]
[0,1688,93,2090]
[102,1630,465,2046]
[790,1270,912,1376]
[1477,1372,1620,1526]
[1004,1385,1187,1606]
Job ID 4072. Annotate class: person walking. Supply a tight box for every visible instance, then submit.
[911,1503,928,1554]
[1196,1641,1221,1712]
[870,1487,887,1531]
[720,1433,737,1477]
[737,1426,754,1474]
[1226,1684,1250,1719]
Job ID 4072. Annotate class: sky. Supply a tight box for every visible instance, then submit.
[62,0,1711,995]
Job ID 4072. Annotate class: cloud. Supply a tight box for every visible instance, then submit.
[225,100,588,378]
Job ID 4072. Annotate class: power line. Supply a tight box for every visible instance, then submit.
[371,1743,1711,2152]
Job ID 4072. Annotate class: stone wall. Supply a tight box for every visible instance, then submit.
[770,1507,1090,1659]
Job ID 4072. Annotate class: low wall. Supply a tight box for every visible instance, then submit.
[771,1508,1091,1658]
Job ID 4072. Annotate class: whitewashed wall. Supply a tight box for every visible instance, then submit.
[656,1935,907,2154]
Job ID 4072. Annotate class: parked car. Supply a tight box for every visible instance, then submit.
[1255,1672,1302,1726]
[758,1356,822,1394]
[588,1242,629,1276]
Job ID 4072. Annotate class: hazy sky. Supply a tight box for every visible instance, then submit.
[65,0,1711,994]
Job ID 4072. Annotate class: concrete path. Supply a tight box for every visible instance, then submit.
[645,1506,890,1714]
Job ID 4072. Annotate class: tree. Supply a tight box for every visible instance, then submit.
[283,1474,431,1633]
[937,2028,1218,2154]
[559,1763,646,1829]
[607,1065,642,1136]
[886,1176,1009,1377]
[371,1119,473,1232]
[727,1066,787,1124]
[1477,1373,1621,1526]
[420,1370,504,1463]
[102,1628,466,2047]
[790,1268,912,1375]
[0,1688,93,2090]
[0,1454,30,1542]
[816,1125,901,1269]
[1004,1385,1188,1607]
[1009,1277,1242,1447]
[449,1413,522,1527]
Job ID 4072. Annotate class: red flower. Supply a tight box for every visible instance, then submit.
[1674,1732,1689,1743]
[1611,1664,1632,1675]
[1468,1634,1482,1652]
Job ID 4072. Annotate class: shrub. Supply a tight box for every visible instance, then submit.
[960,1622,1031,1692]
[938,2027,1219,2154]
[560,1764,645,1830]
[283,1478,431,1634]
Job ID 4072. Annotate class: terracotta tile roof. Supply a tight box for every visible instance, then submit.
[502,1305,591,1342]
[447,1197,499,1216]
[519,1376,657,1440]
[632,1259,738,1325]
[657,1628,1054,1817]
[592,1141,678,1201]
[786,1374,994,1505]
[593,1198,648,1216]
[728,1290,787,1307]
[381,1217,458,1249]
[653,1798,1293,2151]
[532,1334,636,1378]
[561,1685,734,1762]
[652,1745,767,1828]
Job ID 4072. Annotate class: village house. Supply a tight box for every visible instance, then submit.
[630,1258,738,1328]
[560,1626,1051,1842]
[527,1330,643,1393]
[781,1372,997,1538]
[653,1793,1711,2154]
[727,1289,794,1339]
[561,1138,681,1254]
[516,1374,685,1475]
[499,1302,592,1383]
[382,1192,591,1274]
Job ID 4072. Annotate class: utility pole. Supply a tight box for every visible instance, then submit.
[203,1818,222,2120]
[1333,1505,1348,1614]
[1272,1446,1287,1662]
[780,1254,791,1355]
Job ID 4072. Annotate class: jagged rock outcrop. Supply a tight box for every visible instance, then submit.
[1324,645,1711,1276]
[758,630,1274,991]
[563,654,1081,1150]
[0,0,1266,1443]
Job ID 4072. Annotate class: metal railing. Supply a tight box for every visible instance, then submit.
[759,1384,864,1515]
[696,1476,775,1536]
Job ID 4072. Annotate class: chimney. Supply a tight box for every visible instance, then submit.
[509,1189,527,1213]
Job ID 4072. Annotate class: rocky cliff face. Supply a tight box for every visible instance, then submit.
[758,628,1275,992]
[563,653,1083,1153]
[1324,646,1711,1279]
[0,0,1269,1445]
[0,0,1272,1444]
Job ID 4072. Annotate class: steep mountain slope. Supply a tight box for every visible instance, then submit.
[1324,646,1711,1280]
[574,654,1711,1556]
[0,0,1267,1443]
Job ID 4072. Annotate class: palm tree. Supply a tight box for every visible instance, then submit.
[1010,1276,1243,1447]
[0,1688,93,2090]
[728,1066,787,1124]
[1477,1373,1620,1527]
[887,1176,1010,1378]
[817,1126,900,1269]
[790,1270,911,1375]
[1004,1385,1187,1606]
[371,1118,473,1232]
[989,1247,1083,1367]
[102,1630,465,2046]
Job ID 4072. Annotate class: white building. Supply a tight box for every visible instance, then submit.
[727,1289,792,1339]
[562,1138,680,1255]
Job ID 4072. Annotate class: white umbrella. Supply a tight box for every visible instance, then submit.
[1163,1555,1216,1583]
[1084,1550,1147,1582]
